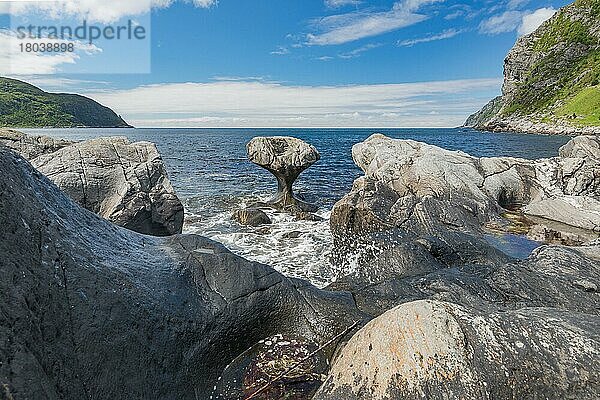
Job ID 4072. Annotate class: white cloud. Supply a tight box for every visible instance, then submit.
[191,0,217,7]
[2,0,216,23]
[270,46,290,55]
[479,11,523,34]
[306,0,444,46]
[507,0,529,10]
[444,10,464,20]
[0,30,101,75]
[85,78,501,128]
[518,7,556,36]
[479,7,556,36]
[325,0,361,8]
[398,28,461,47]
[338,43,381,58]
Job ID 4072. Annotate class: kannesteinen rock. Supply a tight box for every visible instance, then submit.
[317,134,600,398]
[0,145,364,399]
[465,0,600,135]
[247,136,320,213]
[0,130,184,236]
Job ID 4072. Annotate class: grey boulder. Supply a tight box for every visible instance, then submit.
[0,130,184,237]
[320,134,600,399]
[247,136,320,212]
[331,134,600,256]
[232,208,272,226]
[315,300,599,400]
[31,136,184,236]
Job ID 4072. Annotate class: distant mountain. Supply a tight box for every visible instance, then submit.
[466,0,600,135]
[0,77,131,128]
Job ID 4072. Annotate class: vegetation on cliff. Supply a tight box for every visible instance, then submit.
[0,77,131,128]
[466,0,600,132]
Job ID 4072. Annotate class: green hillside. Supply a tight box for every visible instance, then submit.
[466,0,600,132]
[507,0,600,126]
[0,78,131,128]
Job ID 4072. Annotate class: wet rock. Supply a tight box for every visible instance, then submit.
[527,222,594,246]
[282,231,303,239]
[247,136,320,212]
[255,226,272,235]
[294,212,324,222]
[320,135,600,399]
[0,146,364,399]
[327,134,600,312]
[315,300,600,400]
[573,279,598,292]
[330,237,600,317]
[233,208,272,226]
[31,136,184,236]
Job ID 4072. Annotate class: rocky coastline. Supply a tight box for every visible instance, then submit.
[472,116,600,136]
[1,131,599,399]
[465,0,600,136]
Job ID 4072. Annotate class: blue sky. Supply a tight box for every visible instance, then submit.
[0,0,571,127]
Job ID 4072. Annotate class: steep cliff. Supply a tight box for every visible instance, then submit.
[466,0,600,135]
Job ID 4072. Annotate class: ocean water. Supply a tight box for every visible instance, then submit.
[24,128,571,287]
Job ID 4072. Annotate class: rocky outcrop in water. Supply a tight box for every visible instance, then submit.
[330,134,600,254]
[0,145,364,399]
[465,0,600,135]
[247,136,320,213]
[32,137,184,236]
[319,134,600,399]
[233,208,272,226]
[0,130,184,237]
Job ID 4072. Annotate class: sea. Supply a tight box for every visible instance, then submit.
[24,128,571,287]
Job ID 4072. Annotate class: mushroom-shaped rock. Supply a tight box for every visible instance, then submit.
[247,136,320,212]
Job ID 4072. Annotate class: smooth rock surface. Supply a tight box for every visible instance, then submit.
[315,300,599,400]
[247,136,320,212]
[0,146,364,399]
[524,196,600,232]
[0,130,185,237]
[559,135,600,159]
[319,135,600,399]
[31,136,184,236]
